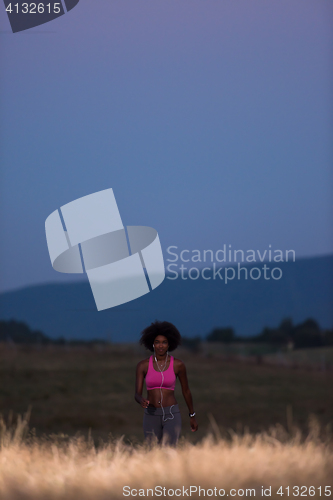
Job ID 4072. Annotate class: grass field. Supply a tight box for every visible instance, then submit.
[0,410,332,500]
[0,343,332,443]
[0,343,332,499]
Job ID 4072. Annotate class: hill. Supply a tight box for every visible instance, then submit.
[0,255,332,342]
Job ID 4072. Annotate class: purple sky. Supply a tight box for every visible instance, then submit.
[0,0,332,292]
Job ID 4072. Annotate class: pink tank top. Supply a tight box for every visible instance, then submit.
[145,355,176,391]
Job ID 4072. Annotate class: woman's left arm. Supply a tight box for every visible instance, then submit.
[177,359,198,432]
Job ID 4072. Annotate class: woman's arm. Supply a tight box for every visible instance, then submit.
[177,359,199,432]
[135,360,150,408]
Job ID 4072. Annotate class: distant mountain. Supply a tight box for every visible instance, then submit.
[0,255,332,342]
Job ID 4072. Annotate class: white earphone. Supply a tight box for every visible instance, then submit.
[153,344,174,422]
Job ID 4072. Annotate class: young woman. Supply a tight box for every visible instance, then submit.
[135,320,198,446]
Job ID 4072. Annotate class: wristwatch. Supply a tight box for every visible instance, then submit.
[189,412,196,418]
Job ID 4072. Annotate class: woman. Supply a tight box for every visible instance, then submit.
[135,320,198,446]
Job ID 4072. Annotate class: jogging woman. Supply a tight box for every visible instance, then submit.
[135,320,198,446]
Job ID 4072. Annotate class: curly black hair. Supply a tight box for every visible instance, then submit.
[139,320,182,352]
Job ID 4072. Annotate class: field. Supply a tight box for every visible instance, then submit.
[0,342,332,442]
[0,343,332,499]
[0,417,332,500]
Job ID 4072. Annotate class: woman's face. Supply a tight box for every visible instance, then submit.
[153,335,169,355]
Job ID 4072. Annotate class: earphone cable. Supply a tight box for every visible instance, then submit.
[154,349,174,422]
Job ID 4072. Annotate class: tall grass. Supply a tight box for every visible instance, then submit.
[0,411,332,500]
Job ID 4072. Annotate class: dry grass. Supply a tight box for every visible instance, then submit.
[0,410,332,500]
[1,343,332,442]
[0,344,332,499]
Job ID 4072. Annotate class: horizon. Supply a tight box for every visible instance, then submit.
[1,251,332,295]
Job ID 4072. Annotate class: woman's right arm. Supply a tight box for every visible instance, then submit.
[135,360,150,408]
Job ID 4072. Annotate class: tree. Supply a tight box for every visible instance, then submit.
[292,318,323,348]
[206,327,235,343]
[0,319,50,344]
[181,336,201,353]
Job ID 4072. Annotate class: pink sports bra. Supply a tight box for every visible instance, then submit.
[145,355,176,391]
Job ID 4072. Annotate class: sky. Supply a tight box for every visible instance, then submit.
[0,0,332,293]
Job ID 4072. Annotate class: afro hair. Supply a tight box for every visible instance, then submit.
[139,320,182,352]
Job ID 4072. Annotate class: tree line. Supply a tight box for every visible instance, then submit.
[182,318,333,351]
[1,317,332,350]
[0,319,107,346]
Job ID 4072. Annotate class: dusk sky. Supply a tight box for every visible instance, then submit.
[0,0,332,293]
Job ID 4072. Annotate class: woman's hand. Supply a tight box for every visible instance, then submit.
[140,397,150,409]
[190,417,198,432]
